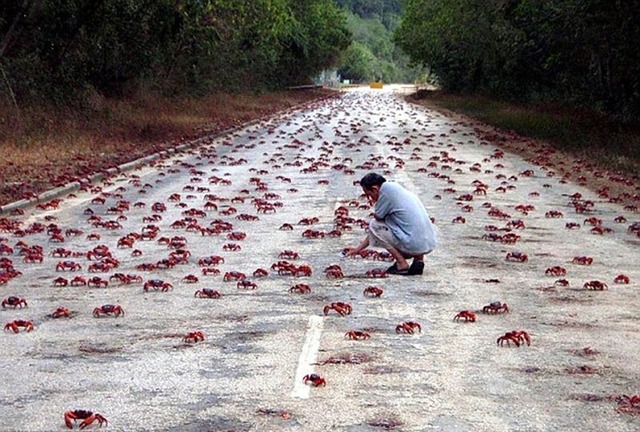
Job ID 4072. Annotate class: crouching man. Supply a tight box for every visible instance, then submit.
[344,173,437,275]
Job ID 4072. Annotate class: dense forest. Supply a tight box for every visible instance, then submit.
[335,0,418,83]
[395,0,640,121]
[0,0,350,105]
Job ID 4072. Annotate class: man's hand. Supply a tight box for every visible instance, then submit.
[343,247,362,258]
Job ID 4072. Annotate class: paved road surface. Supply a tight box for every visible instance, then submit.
[1,88,639,431]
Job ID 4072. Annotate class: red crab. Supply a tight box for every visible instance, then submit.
[289,283,311,294]
[302,373,326,387]
[53,277,69,287]
[345,330,371,340]
[4,320,34,332]
[453,310,477,322]
[237,279,258,290]
[92,304,124,318]
[182,274,199,283]
[483,301,509,314]
[2,296,27,308]
[51,307,71,318]
[505,252,528,262]
[202,267,220,276]
[143,279,173,292]
[70,276,87,286]
[452,216,466,224]
[194,288,221,299]
[572,256,593,265]
[87,277,108,288]
[279,223,294,231]
[583,280,608,290]
[365,269,387,278]
[323,302,352,316]
[198,256,224,266]
[545,210,564,218]
[278,250,300,260]
[497,330,531,347]
[565,222,581,230]
[363,286,384,297]
[252,268,269,278]
[183,331,205,343]
[222,243,241,252]
[325,267,344,279]
[56,261,82,272]
[395,321,422,334]
[64,409,108,429]
[614,274,630,284]
[223,271,246,282]
[545,266,567,276]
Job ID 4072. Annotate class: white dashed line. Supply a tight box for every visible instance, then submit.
[291,315,324,399]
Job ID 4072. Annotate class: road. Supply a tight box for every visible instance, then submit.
[1,88,639,431]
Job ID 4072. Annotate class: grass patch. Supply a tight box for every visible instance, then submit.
[412,91,640,177]
[0,89,334,206]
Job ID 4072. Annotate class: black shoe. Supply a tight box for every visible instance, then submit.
[409,260,425,275]
[387,265,410,276]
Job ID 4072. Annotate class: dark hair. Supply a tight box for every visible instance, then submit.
[360,173,386,190]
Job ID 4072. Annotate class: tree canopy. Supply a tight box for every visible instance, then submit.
[395,0,640,120]
[0,0,351,104]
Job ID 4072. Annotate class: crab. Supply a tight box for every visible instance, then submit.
[182,274,199,283]
[345,330,371,340]
[483,301,509,314]
[143,279,173,292]
[4,320,34,333]
[323,302,352,316]
[278,250,300,260]
[302,373,326,387]
[70,276,87,286]
[202,267,220,276]
[223,271,246,282]
[545,210,564,218]
[50,248,72,258]
[325,268,344,279]
[363,286,384,297]
[53,277,69,287]
[293,265,313,277]
[183,331,205,343]
[555,278,570,286]
[252,268,269,278]
[56,261,82,272]
[222,243,241,251]
[497,330,531,347]
[279,223,294,231]
[198,256,225,266]
[395,321,422,334]
[2,296,27,308]
[614,274,630,284]
[289,283,311,294]
[92,304,124,318]
[453,310,477,322]
[452,216,466,224]
[545,266,567,276]
[194,288,221,299]
[505,252,528,262]
[572,256,593,265]
[365,269,387,278]
[565,222,581,230]
[583,280,608,290]
[87,277,108,288]
[237,279,258,290]
[51,307,71,318]
[64,410,108,429]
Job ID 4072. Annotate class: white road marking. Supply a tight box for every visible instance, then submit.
[291,315,324,399]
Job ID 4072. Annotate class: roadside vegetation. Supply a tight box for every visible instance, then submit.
[335,0,419,83]
[396,0,640,178]
[0,0,349,205]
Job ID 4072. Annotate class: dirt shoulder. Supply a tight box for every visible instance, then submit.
[0,89,337,207]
